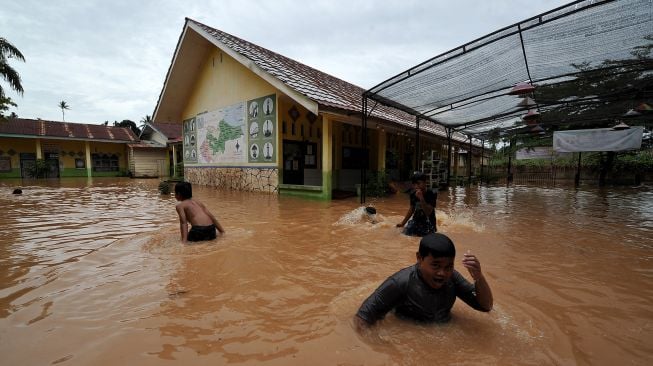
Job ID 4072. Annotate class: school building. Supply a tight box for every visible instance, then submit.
[0,118,137,178]
[154,19,486,199]
[131,122,183,178]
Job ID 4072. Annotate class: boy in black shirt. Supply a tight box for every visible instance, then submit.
[397,172,437,236]
[355,233,493,328]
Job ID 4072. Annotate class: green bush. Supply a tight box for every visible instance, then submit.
[489,150,653,172]
[26,159,49,178]
[158,181,171,195]
[366,170,389,197]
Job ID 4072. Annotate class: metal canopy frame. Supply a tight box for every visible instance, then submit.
[363,0,653,141]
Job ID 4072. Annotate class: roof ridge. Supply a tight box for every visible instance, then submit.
[186,18,362,90]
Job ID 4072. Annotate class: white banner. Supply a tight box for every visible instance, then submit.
[516,146,572,160]
[553,126,644,152]
[516,147,553,160]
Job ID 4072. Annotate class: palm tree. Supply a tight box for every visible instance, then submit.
[58,100,70,121]
[140,114,153,124]
[139,114,153,131]
[0,37,25,99]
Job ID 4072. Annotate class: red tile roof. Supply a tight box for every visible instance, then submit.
[0,118,138,142]
[158,19,474,144]
[187,19,470,142]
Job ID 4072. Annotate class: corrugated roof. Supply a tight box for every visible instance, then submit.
[0,118,138,142]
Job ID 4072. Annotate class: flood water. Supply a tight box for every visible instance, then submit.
[0,178,651,365]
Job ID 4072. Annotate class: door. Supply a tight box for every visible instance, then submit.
[20,153,35,178]
[44,152,60,178]
[282,140,304,185]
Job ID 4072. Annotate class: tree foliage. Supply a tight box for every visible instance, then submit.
[0,37,25,99]
[0,95,17,120]
[114,119,141,136]
[511,34,653,147]
[140,115,152,124]
[58,100,70,121]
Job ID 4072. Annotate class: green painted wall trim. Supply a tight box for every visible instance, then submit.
[278,183,322,191]
[60,169,89,177]
[321,170,332,200]
[91,171,128,177]
[0,169,21,178]
[278,171,333,200]
[279,188,329,200]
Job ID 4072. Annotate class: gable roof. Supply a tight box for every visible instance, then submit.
[0,118,138,142]
[154,18,472,144]
[141,122,182,142]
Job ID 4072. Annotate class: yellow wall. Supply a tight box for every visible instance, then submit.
[183,49,278,120]
[53,140,88,170]
[0,137,35,167]
[278,99,321,144]
[0,137,129,178]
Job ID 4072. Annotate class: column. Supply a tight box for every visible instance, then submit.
[172,144,177,177]
[377,129,386,172]
[35,139,42,159]
[85,141,92,177]
[321,114,332,200]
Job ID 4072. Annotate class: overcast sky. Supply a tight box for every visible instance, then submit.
[2,0,571,125]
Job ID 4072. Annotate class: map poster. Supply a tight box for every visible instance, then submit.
[196,102,247,164]
[182,117,197,163]
[247,94,276,163]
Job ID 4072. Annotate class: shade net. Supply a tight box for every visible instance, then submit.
[366,0,653,140]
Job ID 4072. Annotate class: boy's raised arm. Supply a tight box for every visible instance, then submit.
[462,252,493,311]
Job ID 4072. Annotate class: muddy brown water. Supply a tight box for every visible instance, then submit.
[0,178,651,365]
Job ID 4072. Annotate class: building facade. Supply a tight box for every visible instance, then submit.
[0,119,137,179]
[153,19,483,199]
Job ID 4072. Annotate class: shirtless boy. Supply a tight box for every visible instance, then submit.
[174,182,225,243]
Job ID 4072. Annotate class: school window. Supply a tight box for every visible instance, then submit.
[0,157,10,172]
[91,154,119,172]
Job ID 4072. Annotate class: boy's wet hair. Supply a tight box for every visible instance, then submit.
[365,206,376,215]
[175,182,192,199]
[411,172,426,184]
[419,233,456,258]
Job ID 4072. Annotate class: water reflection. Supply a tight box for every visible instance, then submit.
[0,179,652,365]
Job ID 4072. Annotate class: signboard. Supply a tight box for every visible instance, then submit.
[182,117,197,162]
[247,94,276,163]
[196,102,246,164]
[553,127,644,152]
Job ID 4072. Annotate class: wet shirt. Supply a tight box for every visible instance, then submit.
[356,265,483,324]
[410,189,437,228]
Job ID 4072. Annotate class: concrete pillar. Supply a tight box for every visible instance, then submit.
[85,141,92,177]
[332,122,341,189]
[172,144,177,177]
[453,148,459,181]
[377,129,386,172]
[35,139,42,159]
[321,115,333,200]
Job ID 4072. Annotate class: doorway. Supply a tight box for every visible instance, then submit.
[282,140,304,185]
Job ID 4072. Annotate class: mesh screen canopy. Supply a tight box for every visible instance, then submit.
[366,0,653,140]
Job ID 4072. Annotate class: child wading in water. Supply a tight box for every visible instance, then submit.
[174,182,225,243]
